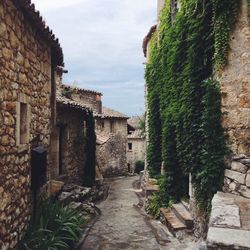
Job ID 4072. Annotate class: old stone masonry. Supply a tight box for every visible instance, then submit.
[1,0,250,250]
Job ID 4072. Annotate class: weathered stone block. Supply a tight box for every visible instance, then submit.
[239,185,250,199]
[224,169,246,184]
[246,174,250,188]
[231,161,248,173]
[240,158,250,165]
[209,193,241,229]
[207,227,250,249]
[232,154,247,160]
[229,181,238,191]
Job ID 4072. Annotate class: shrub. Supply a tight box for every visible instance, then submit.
[16,199,85,250]
[135,160,145,174]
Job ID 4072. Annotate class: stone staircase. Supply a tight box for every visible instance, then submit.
[160,202,193,237]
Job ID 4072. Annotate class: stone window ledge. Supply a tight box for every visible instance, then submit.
[18,144,29,153]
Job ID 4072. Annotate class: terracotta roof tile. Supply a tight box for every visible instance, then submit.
[128,130,145,139]
[56,94,89,112]
[62,84,102,96]
[101,106,129,119]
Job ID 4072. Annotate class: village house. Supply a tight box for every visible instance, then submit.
[144,0,250,248]
[95,106,129,177]
[0,0,64,248]
[127,116,146,173]
[59,84,129,177]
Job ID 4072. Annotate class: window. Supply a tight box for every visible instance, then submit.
[16,94,30,148]
[128,143,132,151]
[20,102,28,144]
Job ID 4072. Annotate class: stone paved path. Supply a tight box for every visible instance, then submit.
[81,176,199,250]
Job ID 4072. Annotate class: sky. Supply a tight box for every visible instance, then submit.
[32,0,157,116]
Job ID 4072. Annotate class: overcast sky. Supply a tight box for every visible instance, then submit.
[32,0,157,116]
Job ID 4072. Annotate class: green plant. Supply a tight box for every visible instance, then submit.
[145,0,234,213]
[135,160,145,174]
[16,199,85,250]
[145,32,162,177]
[61,88,74,99]
[146,193,162,219]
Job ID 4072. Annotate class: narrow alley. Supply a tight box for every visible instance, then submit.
[81,176,198,250]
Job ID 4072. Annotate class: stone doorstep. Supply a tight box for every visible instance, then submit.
[172,203,194,229]
[160,208,186,236]
[210,192,241,229]
[207,227,250,250]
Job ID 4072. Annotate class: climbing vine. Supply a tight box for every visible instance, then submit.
[145,0,239,212]
[212,0,241,71]
[145,32,162,177]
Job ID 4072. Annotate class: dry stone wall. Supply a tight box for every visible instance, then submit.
[0,1,54,248]
[223,154,250,198]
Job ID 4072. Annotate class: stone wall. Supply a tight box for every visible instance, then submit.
[96,118,128,177]
[56,106,87,185]
[218,0,250,155]
[0,1,55,248]
[223,154,250,198]
[127,137,146,172]
[60,84,102,114]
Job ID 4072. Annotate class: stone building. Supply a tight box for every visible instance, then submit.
[59,84,129,177]
[95,107,129,177]
[53,94,92,185]
[127,117,146,173]
[144,0,250,246]
[0,0,64,248]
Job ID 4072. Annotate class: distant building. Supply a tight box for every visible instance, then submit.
[58,84,129,177]
[127,117,146,173]
[96,107,128,177]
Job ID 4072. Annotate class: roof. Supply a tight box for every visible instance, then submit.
[100,106,129,119]
[14,0,63,66]
[142,25,157,58]
[128,116,143,129]
[56,94,90,112]
[128,130,145,139]
[62,84,102,96]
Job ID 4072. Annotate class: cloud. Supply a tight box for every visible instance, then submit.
[32,0,157,116]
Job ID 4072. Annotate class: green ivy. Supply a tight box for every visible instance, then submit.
[212,0,241,71]
[145,0,237,212]
[145,32,162,177]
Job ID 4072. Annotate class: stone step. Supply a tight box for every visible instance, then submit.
[144,184,160,197]
[160,208,186,236]
[172,203,194,229]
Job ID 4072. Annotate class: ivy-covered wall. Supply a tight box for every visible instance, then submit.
[145,0,247,213]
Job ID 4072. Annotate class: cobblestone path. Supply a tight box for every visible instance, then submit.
[81,176,198,250]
